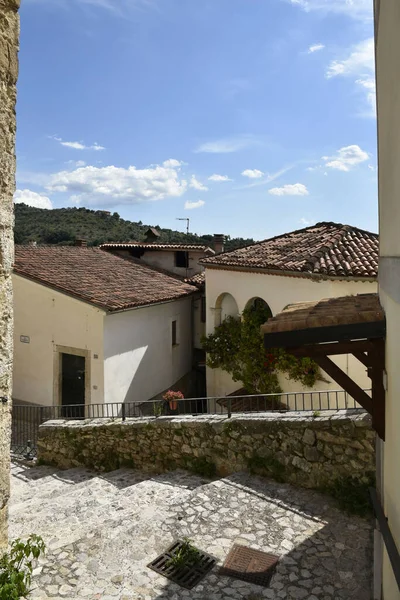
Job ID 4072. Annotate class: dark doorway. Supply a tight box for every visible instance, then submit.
[61,353,85,418]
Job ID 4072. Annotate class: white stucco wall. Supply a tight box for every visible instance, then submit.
[13,275,105,407]
[205,267,377,404]
[103,297,193,404]
[112,249,208,278]
[375,0,400,595]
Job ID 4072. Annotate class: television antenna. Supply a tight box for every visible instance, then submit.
[176,217,190,235]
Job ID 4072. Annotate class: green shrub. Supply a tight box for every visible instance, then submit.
[188,457,216,478]
[0,535,45,599]
[247,454,286,482]
[202,304,322,395]
[325,473,375,517]
[167,538,200,570]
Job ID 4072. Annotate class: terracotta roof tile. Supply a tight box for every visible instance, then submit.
[184,272,205,287]
[14,246,197,311]
[201,222,378,279]
[261,294,384,335]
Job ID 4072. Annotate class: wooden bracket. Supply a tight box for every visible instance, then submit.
[313,355,374,416]
[290,339,385,440]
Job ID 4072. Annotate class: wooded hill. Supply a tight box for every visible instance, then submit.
[14,204,255,251]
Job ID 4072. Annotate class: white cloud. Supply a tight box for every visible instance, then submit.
[306,166,318,172]
[322,144,369,171]
[67,160,87,168]
[208,174,232,182]
[163,159,183,168]
[300,217,313,226]
[287,0,372,21]
[308,43,325,54]
[45,161,187,206]
[189,175,209,191]
[14,189,53,209]
[268,183,309,196]
[326,38,374,78]
[51,136,106,151]
[239,165,296,189]
[326,38,375,115]
[241,169,264,179]
[184,199,205,210]
[195,135,259,154]
[355,77,376,113]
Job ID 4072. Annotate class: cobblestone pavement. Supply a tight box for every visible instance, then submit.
[10,462,373,599]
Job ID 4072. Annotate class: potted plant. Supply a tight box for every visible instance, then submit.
[163,390,184,411]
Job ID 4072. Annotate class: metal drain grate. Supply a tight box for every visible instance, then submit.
[147,540,216,589]
[219,544,279,588]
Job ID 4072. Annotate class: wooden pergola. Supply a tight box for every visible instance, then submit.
[261,294,386,439]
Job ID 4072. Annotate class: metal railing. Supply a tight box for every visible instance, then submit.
[11,389,365,458]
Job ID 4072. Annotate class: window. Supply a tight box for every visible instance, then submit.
[172,320,177,346]
[175,251,189,268]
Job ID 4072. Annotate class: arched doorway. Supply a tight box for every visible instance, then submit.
[245,297,273,320]
[214,292,239,327]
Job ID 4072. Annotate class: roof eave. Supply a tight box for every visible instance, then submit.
[13,271,198,313]
[201,263,377,282]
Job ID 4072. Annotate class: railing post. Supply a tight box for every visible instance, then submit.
[227,397,232,419]
[121,403,126,422]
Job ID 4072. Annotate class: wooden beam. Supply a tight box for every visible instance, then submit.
[352,352,371,369]
[264,320,386,349]
[369,339,386,440]
[314,355,373,414]
[287,340,374,358]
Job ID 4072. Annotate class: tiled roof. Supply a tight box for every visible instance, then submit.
[201,222,378,279]
[261,293,384,335]
[101,242,215,253]
[14,246,197,311]
[184,272,205,288]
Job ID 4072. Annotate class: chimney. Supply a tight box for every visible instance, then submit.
[28,241,37,247]
[213,234,225,254]
[75,239,87,247]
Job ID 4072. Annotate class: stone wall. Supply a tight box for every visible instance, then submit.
[38,411,375,491]
[0,0,19,549]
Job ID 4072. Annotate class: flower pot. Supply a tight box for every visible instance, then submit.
[169,400,178,411]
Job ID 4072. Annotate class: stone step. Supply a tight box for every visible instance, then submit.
[10,467,147,514]
[11,464,96,502]
[9,468,211,550]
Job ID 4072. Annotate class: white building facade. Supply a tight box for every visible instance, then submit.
[12,246,198,410]
[202,222,378,404]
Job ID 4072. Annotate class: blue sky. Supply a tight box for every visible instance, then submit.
[16,0,377,240]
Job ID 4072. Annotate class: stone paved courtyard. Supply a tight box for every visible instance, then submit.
[10,461,373,599]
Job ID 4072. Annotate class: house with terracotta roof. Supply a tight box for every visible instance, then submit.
[100,237,215,279]
[12,245,202,411]
[200,222,378,400]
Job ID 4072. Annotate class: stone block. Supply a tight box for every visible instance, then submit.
[304,446,320,463]
[302,428,316,446]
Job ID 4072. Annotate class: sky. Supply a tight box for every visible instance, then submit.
[16,0,377,240]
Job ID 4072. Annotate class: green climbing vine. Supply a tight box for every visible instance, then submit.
[202,303,322,395]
